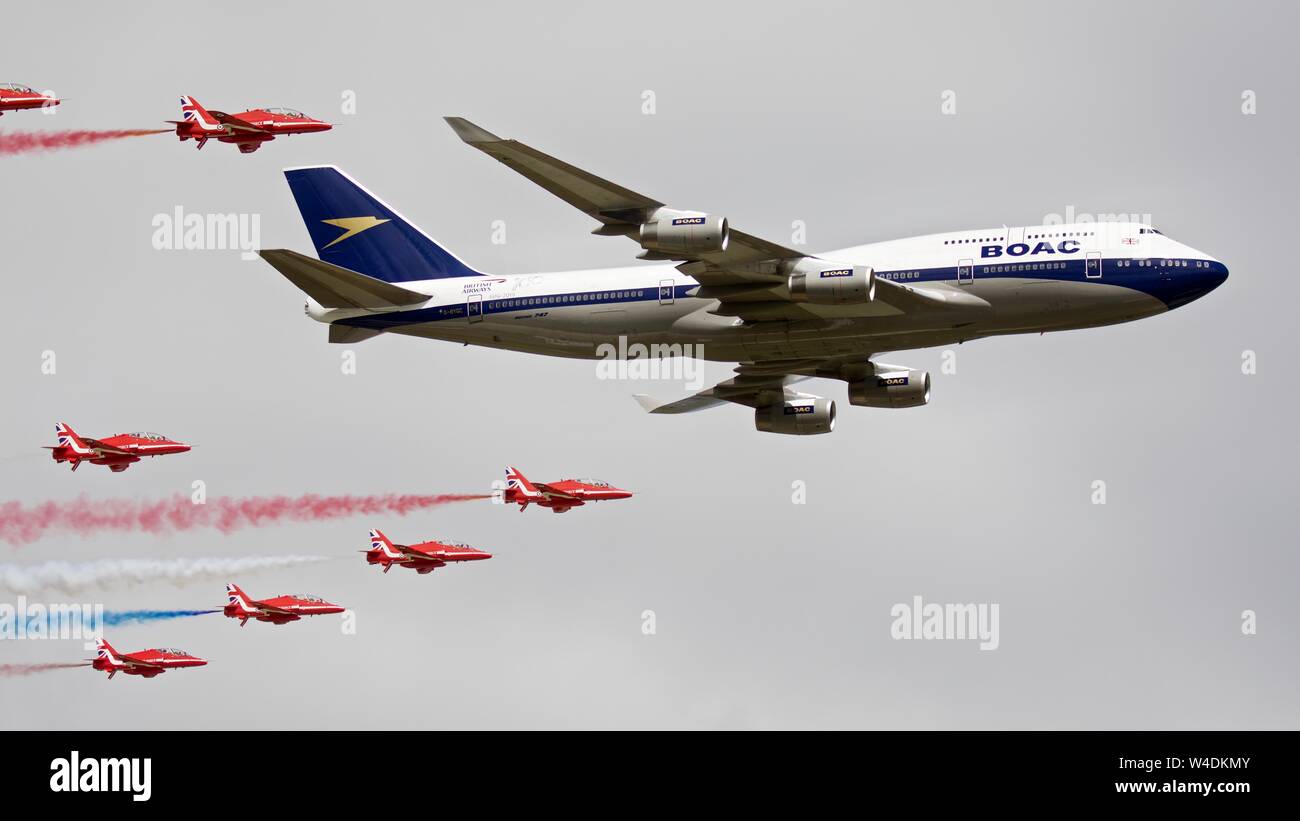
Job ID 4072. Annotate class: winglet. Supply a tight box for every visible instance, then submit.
[443,117,502,144]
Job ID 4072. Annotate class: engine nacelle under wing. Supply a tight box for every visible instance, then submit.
[639,210,729,256]
[755,397,836,435]
[786,258,875,304]
[848,368,931,409]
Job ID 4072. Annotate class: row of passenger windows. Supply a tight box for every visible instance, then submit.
[879,271,922,280]
[1027,231,1096,239]
[982,262,1070,274]
[488,290,646,310]
[943,237,1002,245]
[1114,259,1211,269]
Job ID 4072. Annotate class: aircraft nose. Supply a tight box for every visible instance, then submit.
[1195,259,1229,298]
[1156,257,1229,309]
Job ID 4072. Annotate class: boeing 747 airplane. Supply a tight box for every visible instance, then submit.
[258,118,1228,435]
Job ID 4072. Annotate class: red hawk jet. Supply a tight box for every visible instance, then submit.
[363,529,492,574]
[223,583,345,627]
[167,95,332,154]
[91,638,207,680]
[0,83,59,115]
[46,422,191,472]
[503,466,632,513]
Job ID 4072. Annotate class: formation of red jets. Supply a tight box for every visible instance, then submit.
[12,80,631,681]
[3,83,331,154]
[43,427,632,678]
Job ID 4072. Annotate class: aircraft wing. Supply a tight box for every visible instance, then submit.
[119,655,165,670]
[444,117,990,323]
[81,438,133,457]
[532,483,582,501]
[635,354,922,415]
[252,601,295,616]
[636,373,812,414]
[398,545,441,561]
[209,110,266,133]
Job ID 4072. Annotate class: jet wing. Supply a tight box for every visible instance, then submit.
[398,544,441,561]
[209,110,266,133]
[444,117,989,323]
[636,373,812,414]
[636,354,919,414]
[119,654,165,670]
[251,601,295,615]
[81,438,133,457]
[532,483,582,501]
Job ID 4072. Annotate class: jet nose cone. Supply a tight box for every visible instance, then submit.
[1158,258,1229,310]
[1196,259,1229,298]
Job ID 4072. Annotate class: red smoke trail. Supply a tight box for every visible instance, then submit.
[0,663,89,677]
[0,493,488,546]
[0,129,169,156]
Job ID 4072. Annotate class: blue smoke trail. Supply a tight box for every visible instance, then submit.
[9,608,220,636]
[102,609,220,628]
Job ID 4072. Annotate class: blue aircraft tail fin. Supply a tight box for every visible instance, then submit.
[282,165,482,283]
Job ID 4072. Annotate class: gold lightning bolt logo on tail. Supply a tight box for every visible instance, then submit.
[321,216,391,248]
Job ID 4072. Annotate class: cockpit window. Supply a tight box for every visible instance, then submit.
[1,84,34,93]
[1139,227,1162,235]
[264,107,304,117]
[292,594,323,602]
[127,432,167,440]
[568,478,610,487]
[158,648,188,656]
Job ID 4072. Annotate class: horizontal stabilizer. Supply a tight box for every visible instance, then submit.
[259,249,428,310]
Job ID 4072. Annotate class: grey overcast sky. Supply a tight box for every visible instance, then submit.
[1,0,1295,729]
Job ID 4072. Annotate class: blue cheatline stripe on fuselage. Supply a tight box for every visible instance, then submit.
[334,258,1229,331]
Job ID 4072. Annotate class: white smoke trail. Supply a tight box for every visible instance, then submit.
[0,555,331,595]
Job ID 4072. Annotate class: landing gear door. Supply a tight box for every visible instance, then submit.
[467,294,483,323]
[957,258,974,285]
[1085,252,1102,279]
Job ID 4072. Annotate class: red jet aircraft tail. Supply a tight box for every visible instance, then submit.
[168,95,224,148]
[54,421,91,454]
[225,583,257,613]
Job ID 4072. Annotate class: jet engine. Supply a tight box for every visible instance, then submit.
[848,368,931,408]
[639,212,729,255]
[754,397,836,435]
[785,258,875,304]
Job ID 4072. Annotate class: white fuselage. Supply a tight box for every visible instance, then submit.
[308,222,1227,362]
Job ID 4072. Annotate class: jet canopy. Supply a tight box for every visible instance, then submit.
[157,648,190,656]
[566,478,611,487]
[125,432,168,440]
[0,83,34,92]
[264,107,305,117]
[290,594,324,602]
